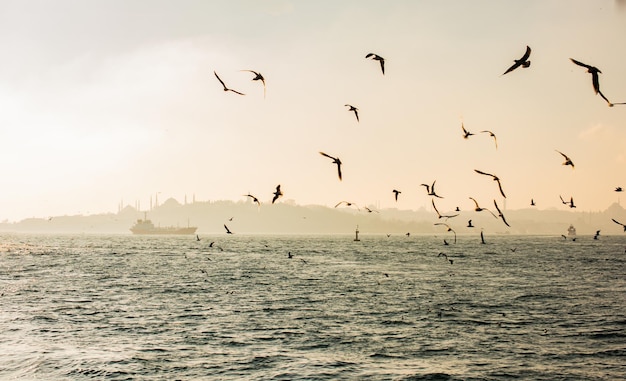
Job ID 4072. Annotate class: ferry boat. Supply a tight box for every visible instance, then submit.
[567,224,576,236]
[130,213,197,235]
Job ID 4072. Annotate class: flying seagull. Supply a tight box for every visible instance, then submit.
[502,45,531,76]
[461,123,474,139]
[611,218,626,232]
[469,197,497,218]
[467,220,474,228]
[345,104,359,122]
[214,71,245,95]
[335,201,359,210]
[493,200,511,227]
[434,222,457,243]
[556,150,574,169]
[480,130,498,149]
[244,193,261,207]
[594,230,601,240]
[432,199,459,219]
[272,185,283,204]
[531,199,536,206]
[421,180,444,198]
[241,70,266,98]
[615,187,623,192]
[569,58,612,106]
[365,53,385,75]
[559,196,576,208]
[224,224,233,234]
[319,152,342,180]
[392,189,401,201]
[474,169,506,198]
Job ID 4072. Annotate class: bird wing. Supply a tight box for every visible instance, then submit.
[612,218,625,227]
[379,59,385,75]
[520,45,531,61]
[214,71,227,89]
[496,179,507,198]
[431,199,441,218]
[469,197,479,208]
[570,58,594,70]
[502,61,522,76]
[228,88,245,96]
[591,71,601,94]
[336,162,342,180]
[474,169,495,178]
[319,151,335,160]
[365,53,375,58]
[556,150,570,161]
[224,224,231,233]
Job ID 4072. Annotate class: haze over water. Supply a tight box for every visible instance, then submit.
[1,234,625,380]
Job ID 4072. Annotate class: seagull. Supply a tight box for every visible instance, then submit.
[363,207,379,213]
[493,199,511,227]
[594,230,601,240]
[335,201,359,210]
[612,218,626,232]
[209,241,224,251]
[559,195,575,208]
[570,58,612,106]
[432,199,459,219]
[196,234,201,241]
[474,169,506,198]
[556,150,574,168]
[392,189,401,201]
[365,53,385,75]
[502,45,531,76]
[272,185,283,204]
[467,220,474,228]
[461,123,474,139]
[241,70,265,98]
[244,193,261,207]
[480,230,486,244]
[615,187,623,192]
[435,222,457,243]
[480,130,498,149]
[224,224,233,234]
[469,197,497,218]
[421,180,444,198]
[531,199,536,206]
[319,152,342,180]
[345,104,359,122]
[214,71,245,95]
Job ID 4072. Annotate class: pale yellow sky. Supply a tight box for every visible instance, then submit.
[0,0,625,221]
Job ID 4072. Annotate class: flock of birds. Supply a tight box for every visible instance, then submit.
[210,47,626,247]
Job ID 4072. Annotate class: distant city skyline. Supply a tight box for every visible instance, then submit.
[0,1,625,222]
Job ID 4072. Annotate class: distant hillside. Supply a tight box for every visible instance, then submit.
[1,199,625,236]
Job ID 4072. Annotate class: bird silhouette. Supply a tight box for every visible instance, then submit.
[570,58,613,106]
[559,196,576,208]
[556,150,574,168]
[615,187,623,192]
[432,199,459,219]
[319,152,342,180]
[594,230,601,240]
[434,222,457,243]
[392,189,401,201]
[474,169,506,198]
[214,71,245,95]
[335,201,359,210]
[461,123,474,139]
[493,199,511,227]
[241,70,266,98]
[421,180,444,198]
[224,224,233,234]
[502,45,531,76]
[469,197,497,218]
[244,193,261,207]
[345,104,359,122]
[480,130,498,149]
[272,185,283,204]
[531,199,536,206]
[467,220,474,228]
[611,218,626,232]
[365,53,385,75]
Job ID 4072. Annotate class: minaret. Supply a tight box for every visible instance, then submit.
[354,225,360,241]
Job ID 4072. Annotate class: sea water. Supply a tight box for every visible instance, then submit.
[1,233,625,380]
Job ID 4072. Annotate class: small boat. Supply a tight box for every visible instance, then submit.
[567,224,576,237]
[130,213,197,235]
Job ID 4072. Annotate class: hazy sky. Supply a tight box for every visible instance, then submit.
[0,0,625,221]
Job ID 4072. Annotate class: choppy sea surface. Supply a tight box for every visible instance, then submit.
[1,233,625,380]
